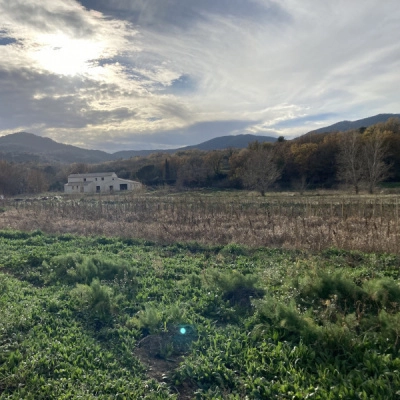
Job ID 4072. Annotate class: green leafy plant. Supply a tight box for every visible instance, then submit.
[71,279,115,324]
[1,231,400,399]
[206,269,265,309]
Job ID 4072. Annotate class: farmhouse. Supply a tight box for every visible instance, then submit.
[64,172,142,194]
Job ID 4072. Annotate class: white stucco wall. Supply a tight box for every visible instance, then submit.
[64,173,141,194]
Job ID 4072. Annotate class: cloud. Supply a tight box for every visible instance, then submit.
[0,0,399,150]
[81,119,260,152]
[0,66,136,129]
[271,113,338,129]
[1,0,96,38]
[78,0,290,31]
[0,30,17,46]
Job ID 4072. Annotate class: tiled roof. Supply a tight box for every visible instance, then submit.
[68,172,115,178]
[118,178,142,184]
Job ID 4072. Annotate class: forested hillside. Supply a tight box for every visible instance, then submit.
[0,118,399,196]
[0,132,276,164]
[308,113,400,134]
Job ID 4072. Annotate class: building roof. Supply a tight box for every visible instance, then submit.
[118,178,142,184]
[68,172,116,178]
[64,182,93,187]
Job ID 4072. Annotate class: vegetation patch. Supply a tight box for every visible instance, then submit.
[0,230,400,398]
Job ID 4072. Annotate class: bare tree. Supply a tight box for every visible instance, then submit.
[25,169,49,194]
[204,151,224,176]
[176,155,208,188]
[336,130,364,194]
[363,129,392,194]
[290,143,318,194]
[239,146,282,196]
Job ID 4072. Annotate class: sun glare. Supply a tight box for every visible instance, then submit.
[32,33,104,76]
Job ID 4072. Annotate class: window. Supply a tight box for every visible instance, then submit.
[96,186,100,193]
[120,184,128,191]
[84,178,86,182]
[95,178,97,181]
[109,186,113,191]
[101,177,104,181]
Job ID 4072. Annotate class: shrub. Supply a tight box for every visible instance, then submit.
[46,254,136,285]
[253,296,318,343]
[220,243,248,256]
[296,271,367,313]
[0,274,8,295]
[377,310,400,347]
[0,230,30,239]
[206,270,265,309]
[46,253,86,283]
[363,278,400,310]
[71,279,114,324]
[129,305,163,335]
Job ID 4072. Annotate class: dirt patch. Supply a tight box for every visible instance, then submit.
[134,347,196,400]
[133,329,198,399]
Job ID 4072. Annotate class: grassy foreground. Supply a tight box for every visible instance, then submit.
[1,230,400,399]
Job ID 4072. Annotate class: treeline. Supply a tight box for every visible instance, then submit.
[87,117,400,194]
[1,118,399,196]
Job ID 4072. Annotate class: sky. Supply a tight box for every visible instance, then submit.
[0,0,399,152]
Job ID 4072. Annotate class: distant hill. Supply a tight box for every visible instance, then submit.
[111,134,277,159]
[2,113,399,164]
[0,132,111,163]
[181,134,277,151]
[307,113,400,134]
[0,132,277,164]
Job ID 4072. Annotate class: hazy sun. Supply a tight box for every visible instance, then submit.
[32,33,105,76]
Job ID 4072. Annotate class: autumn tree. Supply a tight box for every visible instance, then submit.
[68,163,89,175]
[290,142,318,193]
[163,159,171,182]
[25,169,49,194]
[204,151,224,177]
[0,161,23,195]
[237,143,282,196]
[362,127,392,194]
[135,164,162,185]
[381,118,400,182]
[336,130,364,194]
[176,154,209,188]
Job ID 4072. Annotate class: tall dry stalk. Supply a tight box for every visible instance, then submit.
[0,194,399,253]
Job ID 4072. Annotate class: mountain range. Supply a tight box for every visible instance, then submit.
[307,113,400,134]
[0,113,398,164]
[0,132,276,164]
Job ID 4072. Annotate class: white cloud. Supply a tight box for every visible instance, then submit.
[0,0,399,150]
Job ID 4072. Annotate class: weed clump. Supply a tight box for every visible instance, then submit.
[252,270,400,353]
[296,271,367,315]
[363,278,400,310]
[45,253,137,285]
[206,270,265,310]
[71,279,115,326]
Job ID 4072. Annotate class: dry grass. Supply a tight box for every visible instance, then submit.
[1,191,399,253]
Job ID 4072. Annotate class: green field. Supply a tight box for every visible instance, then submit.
[1,230,400,399]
